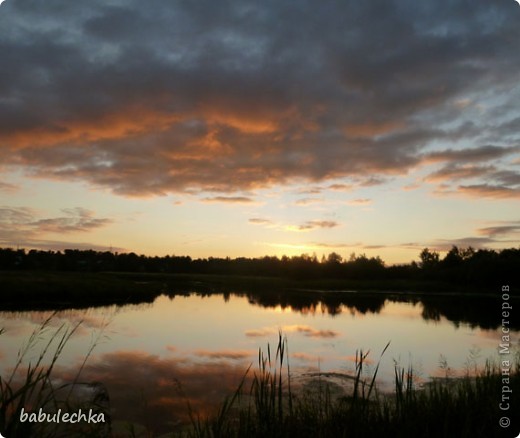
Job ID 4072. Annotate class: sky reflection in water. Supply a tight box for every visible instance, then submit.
[1,293,517,434]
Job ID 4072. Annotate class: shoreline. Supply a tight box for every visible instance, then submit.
[0,270,517,313]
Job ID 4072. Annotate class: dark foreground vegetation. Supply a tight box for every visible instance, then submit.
[185,336,519,438]
[2,324,518,438]
[1,245,519,292]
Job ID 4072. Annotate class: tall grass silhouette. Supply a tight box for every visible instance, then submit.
[185,336,519,438]
[0,313,110,437]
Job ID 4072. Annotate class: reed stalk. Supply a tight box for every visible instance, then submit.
[186,338,519,438]
[0,314,108,437]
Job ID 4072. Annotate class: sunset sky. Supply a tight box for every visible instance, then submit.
[0,0,519,264]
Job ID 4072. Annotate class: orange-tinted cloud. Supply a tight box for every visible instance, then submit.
[476,222,520,238]
[458,184,520,199]
[2,107,181,150]
[244,327,277,337]
[346,198,372,206]
[0,1,518,201]
[201,196,256,204]
[328,183,353,191]
[194,349,255,360]
[49,350,252,436]
[248,217,274,225]
[424,165,495,183]
[0,181,18,192]
[285,324,340,338]
[344,121,405,138]
[245,324,340,339]
[291,352,321,363]
[201,109,279,134]
[294,198,324,206]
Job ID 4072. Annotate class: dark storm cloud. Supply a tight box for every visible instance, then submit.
[424,146,520,164]
[1,0,519,197]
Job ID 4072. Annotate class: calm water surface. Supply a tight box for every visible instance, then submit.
[1,289,518,434]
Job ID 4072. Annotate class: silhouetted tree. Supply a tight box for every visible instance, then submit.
[419,248,440,269]
[1,246,518,292]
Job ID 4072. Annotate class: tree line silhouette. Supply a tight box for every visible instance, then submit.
[0,246,518,291]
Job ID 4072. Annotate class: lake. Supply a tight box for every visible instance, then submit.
[1,285,518,436]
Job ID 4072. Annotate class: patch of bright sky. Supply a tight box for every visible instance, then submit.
[2,161,518,264]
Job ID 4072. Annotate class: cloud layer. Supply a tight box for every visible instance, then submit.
[0,206,114,249]
[1,0,518,198]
